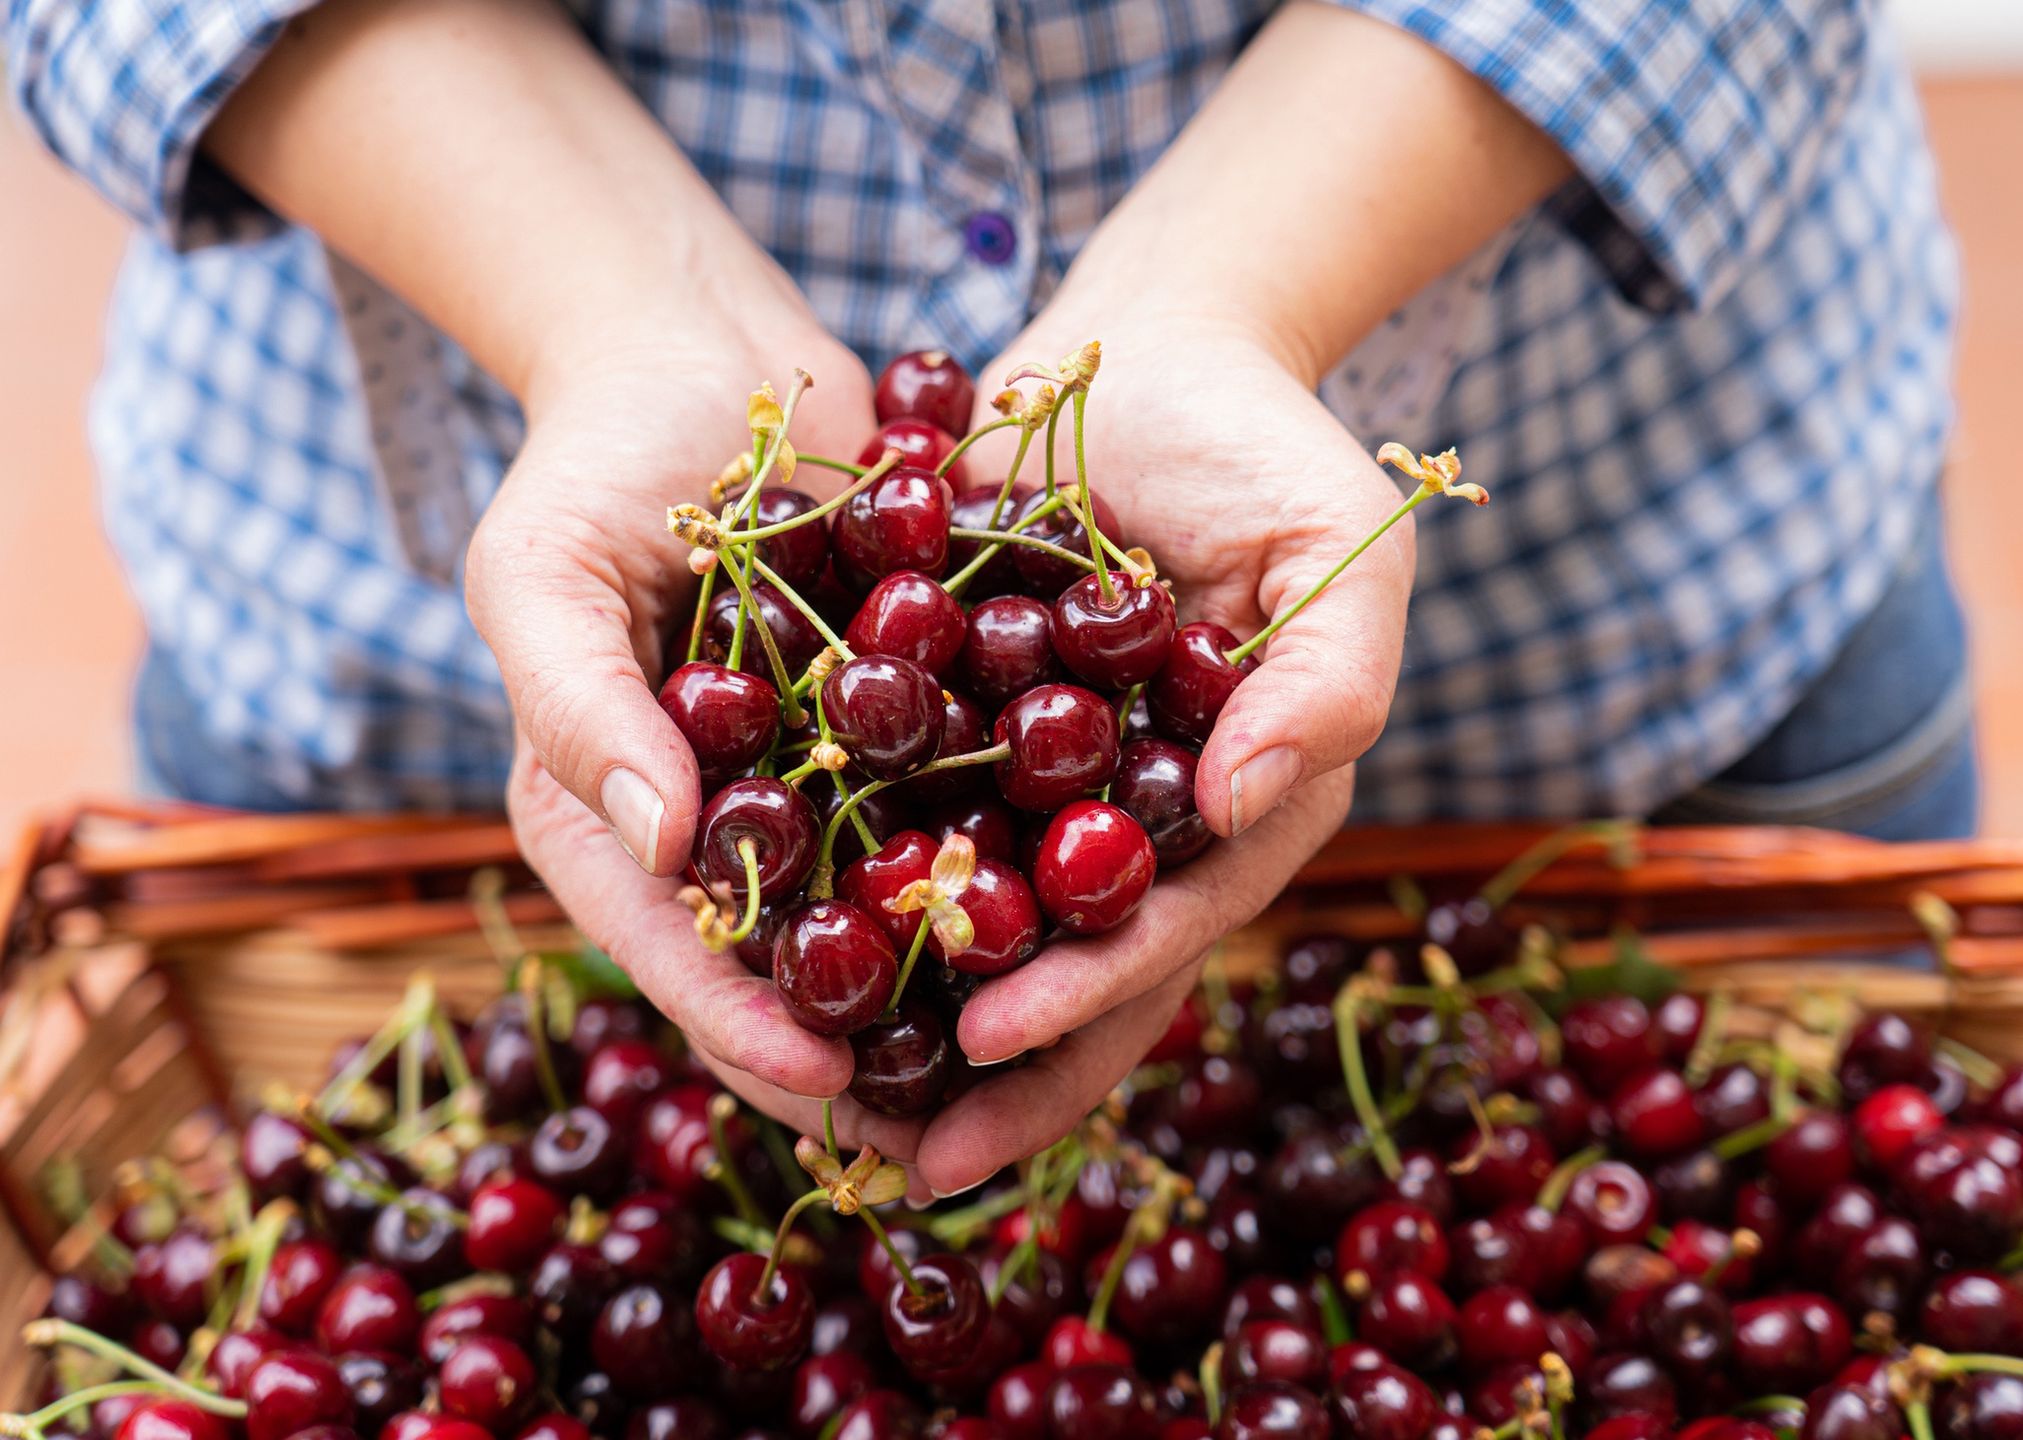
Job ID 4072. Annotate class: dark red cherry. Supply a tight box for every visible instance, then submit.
[334,1353,423,1437]
[1852,1084,1943,1169]
[243,1111,315,1203]
[1451,1123,1557,1212]
[988,1360,1055,1440]
[115,1401,228,1440]
[834,464,956,590]
[696,1252,813,1372]
[634,1085,720,1202]
[131,1319,186,1371]
[1216,1382,1329,1440]
[1379,1147,1458,1224]
[568,996,646,1056]
[1638,1278,1732,1384]
[848,997,951,1116]
[368,1188,466,1290]
[1448,1214,1535,1296]
[133,1227,215,1328]
[1731,1294,1852,1394]
[1010,489,1122,600]
[1223,1320,1330,1391]
[1582,1352,1677,1427]
[1051,573,1177,687]
[960,595,1063,708]
[529,1242,620,1336]
[1919,1270,2023,1353]
[995,685,1121,811]
[1609,1068,1705,1159]
[846,571,968,680]
[464,1178,566,1274]
[1112,739,1210,867]
[1693,1063,1772,1138]
[1336,1201,1450,1283]
[773,899,898,1035]
[582,1040,676,1133]
[420,1295,537,1367]
[260,1238,343,1335]
[1562,997,1662,1096]
[1800,1385,1903,1440]
[948,485,1031,598]
[789,1352,876,1436]
[695,778,820,901]
[1098,1227,1228,1348]
[592,1283,694,1398]
[1042,1315,1136,1371]
[439,1334,536,1431]
[1034,800,1156,936]
[658,663,780,784]
[1454,1285,1549,1373]
[812,771,914,868]
[313,1264,419,1354]
[1045,1364,1158,1440]
[1355,1270,1456,1367]
[939,859,1043,975]
[707,582,827,680]
[601,1192,706,1286]
[245,1350,354,1440]
[823,655,946,779]
[924,797,1019,864]
[1524,1067,1602,1155]
[206,1327,293,1399]
[1838,1013,1931,1098]
[623,1398,729,1440]
[859,420,968,489]
[839,829,939,950]
[880,1253,989,1375]
[1764,1111,1856,1210]
[909,691,991,806]
[516,1417,592,1440]
[1935,1374,2023,1440]
[747,488,832,588]
[1833,1217,1926,1324]
[875,350,976,437]
[1567,1161,1658,1245]
[1422,897,1516,978]
[1328,1361,1438,1440]
[1147,622,1255,746]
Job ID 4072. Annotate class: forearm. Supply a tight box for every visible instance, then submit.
[1049,2,1570,384]
[204,0,814,412]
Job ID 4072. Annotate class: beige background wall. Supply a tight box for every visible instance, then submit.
[2,77,2019,836]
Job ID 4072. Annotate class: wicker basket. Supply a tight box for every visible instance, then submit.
[4,803,2023,1405]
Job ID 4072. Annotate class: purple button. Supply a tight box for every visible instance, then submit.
[963,210,1017,266]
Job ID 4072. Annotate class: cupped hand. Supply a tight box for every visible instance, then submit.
[907,317,1421,1196]
[464,319,925,1160]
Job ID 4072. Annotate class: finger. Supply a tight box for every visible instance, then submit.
[953,765,1355,1065]
[469,458,698,876]
[697,1052,928,1166]
[1194,484,1413,838]
[510,749,853,1098]
[913,959,1206,1198]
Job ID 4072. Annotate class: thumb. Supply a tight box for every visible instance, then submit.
[1192,511,1414,838]
[467,493,699,876]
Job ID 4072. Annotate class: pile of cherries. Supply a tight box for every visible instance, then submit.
[654,343,1482,1118]
[19,881,2023,1440]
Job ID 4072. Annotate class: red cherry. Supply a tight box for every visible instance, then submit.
[244,1350,354,1440]
[1764,1111,1856,1209]
[1045,1364,1158,1440]
[116,1401,228,1440]
[206,1325,292,1399]
[1112,739,1211,867]
[823,655,947,779]
[313,1263,419,1354]
[848,997,951,1116]
[811,771,915,867]
[1455,1284,1550,1372]
[840,830,939,950]
[1010,489,1122,600]
[859,420,968,489]
[634,1084,719,1202]
[242,1111,314,1204]
[924,797,1020,864]
[695,777,820,901]
[1328,1361,1438,1440]
[1147,622,1255,745]
[1608,1068,1706,1159]
[773,899,899,1035]
[746,488,832,587]
[939,859,1044,975]
[591,1282,694,1399]
[1051,573,1177,687]
[994,684,1121,812]
[874,350,976,437]
[1566,1161,1658,1245]
[1852,1083,1943,1168]
[1354,1270,1456,1366]
[705,581,826,680]
[846,571,968,680]
[419,1294,537,1366]
[790,1351,877,1437]
[516,1417,592,1440]
[438,1334,536,1431]
[1562,996,1662,1096]
[581,1039,675,1133]
[961,595,1065,708]
[880,1253,990,1376]
[948,484,1033,598]
[989,1360,1057,1440]
[908,691,992,807]
[259,1238,342,1335]
[1033,800,1156,935]
[1223,1320,1330,1391]
[464,1179,565,1274]
[133,1228,213,1328]
[386,1413,494,1440]
[657,663,780,784]
[1043,1315,1134,1370]
[695,1251,814,1371]
[834,464,956,589]
[1336,1201,1451,1284]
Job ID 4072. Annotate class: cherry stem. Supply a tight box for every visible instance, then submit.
[1733,1397,1809,1417]
[1223,481,1443,667]
[988,430,1035,532]
[21,1322,243,1415]
[229,1199,299,1332]
[707,1094,769,1230]
[1907,1400,1936,1440]
[1713,1109,1795,1161]
[723,449,901,544]
[1935,1036,2003,1090]
[1536,1144,1606,1214]
[749,556,854,658]
[1701,1228,1759,1288]
[789,452,867,477]
[1115,683,1143,737]
[1042,400,1063,498]
[1683,989,1732,1087]
[857,1208,923,1297]
[1332,991,1403,1180]
[831,770,881,858]
[754,1188,829,1301]
[938,416,1019,477]
[1477,819,1636,912]
[988,1231,1040,1308]
[518,960,569,1115]
[885,914,932,1019]
[822,1100,840,1161]
[716,543,809,727]
[1069,389,1115,605]
[946,527,1098,571]
[1200,1343,1225,1428]
[312,984,427,1118]
[1924,1352,2023,1379]
[814,744,1012,890]
[725,839,764,944]
[940,487,1071,594]
[1998,1238,2023,1272]
[1085,1217,1141,1334]
[727,546,754,673]
[685,563,718,665]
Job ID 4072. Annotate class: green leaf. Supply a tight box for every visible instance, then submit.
[1551,926,1678,1014]
[515,943,638,1002]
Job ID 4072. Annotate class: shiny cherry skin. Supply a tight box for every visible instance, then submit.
[1638,1277,1732,1384]
[582,1040,677,1133]
[1095,1227,1228,1348]
[938,858,1043,975]
[1919,1270,2023,1354]
[947,484,1032,598]
[995,685,1121,811]
[243,1111,315,1203]
[1694,1062,1773,1138]
[1223,1321,1330,1391]
[1525,1067,1602,1155]
[1336,1200,1450,1284]
[1935,1374,2023,1440]
[773,899,898,1035]
[313,1264,420,1354]
[1581,1352,1677,1427]
[874,350,976,437]
[1051,572,1177,687]
[748,488,832,587]
[516,1417,593,1440]
[592,1283,694,1398]
[1112,739,1211,867]
[835,464,956,589]
[602,1192,707,1287]
[1454,1285,1550,1373]
[1147,622,1255,745]
[830,1390,925,1440]
[1852,1084,1943,1169]
[1422,896,1516,978]
[1450,1123,1557,1212]
[1801,1386,1904,1440]
[846,571,968,681]
[1834,1216,1926,1324]
[420,1294,538,1367]
[622,1398,730,1440]
[1837,1012,1931,1097]
[880,1253,989,1375]
[334,1353,423,1437]
[1010,488,1122,600]
[116,1401,229,1440]
[910,691,991,806]
[260,1238,343,1334]
[859,420,968,489]
[1033,801,1156,935]
[438,1334,536,1431]
[464,1179,565,1274]
[368,1189,464,1289]
[706,581,827,680]
[790,1351,877,1437]
[1566,1160,1658,1244]
[813,772,914,868]
[1044,1315,1136,1370]
[529,1106,628,1203]
[529,1241,621,1336]
[695,1252,814,1372]
[1355,1271,1456,1367]
[1045,1364,1159,1440]
[848,997,951,1116]
[1561,996,1662,1096]
[1764,1111,1857,1210]
[1216,1383,1330,1440]
[823,655,946,779]
[1731,1294,1853,1395]
[839,829,938,950]
[244,1351,355,1440]
[695,778,821,901]
[1328,1361,1439,1440]
[1608,1067,1706,1159]
[132,1319,187,1370]
[924,796,1020,864]
[1448,1213,1534,1296]
[961,595,1063,708]
[133,1227,216,1328]
[989,1360,1056,1440]
[658,663,780,784]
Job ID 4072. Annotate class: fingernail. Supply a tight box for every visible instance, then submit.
[967,1048,1026,1067]
[601,767,666,872]
[904,1193,936,1212]
[931,1178,988,1201]
[1230,745,1303,834]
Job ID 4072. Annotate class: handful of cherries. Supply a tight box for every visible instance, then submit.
[656,342,1487,1117]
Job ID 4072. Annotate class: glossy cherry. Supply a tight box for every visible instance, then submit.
[1731,1294,1852,1394]
[845,571,968,680]
[1010,488,1121,600]
[368,1188,465,1290]
[1852,1083,1943,1169]
[1919,1269,2023,1353]
[1562,996,1662,1096]
[244,1350,355,1440]
[937,858,1044,975]
[812,771,914,868]
[834,464,956,589]
[879,1252,989,1375]
[858,420,967,489]
[875,350,976,437]
[115,1402,228,1440]
[259,1238,342,1335]
[1045,1364,1158,1440]
[948,485,1031,598]
[1454,1284,1550,1373]
[463,1179,565,1274]
[823,655,946,780]
[1765,1110,1857,1210]
[848,997,951,1116]
[911,691,991,805]
[1800,1386,1904,1440]
[773,899,898,1035]
[529,1241,620,1336]
[592,1283,694,1398]
[706,581,827,680]
[1609,1068,1706,1159]
[242,1111,315,1203]
[335,1354,423,1437]
[747,488,832,587]
[924,796,1020,865]
[1327,1361,1439,1440]
[582,1040,676,1133]
[1034,800,1157,935]
[1051,573,1176,687]
[961,595,1063,708]
[1355,1270,1457,1367]
[695,1251,814,1372]
[439,1334,537,1431]
[1147,622,1255,745]
[1336,1200,1450,1283]
[1567,1160,1659,1245]
[695,778,821,901]
[420,1294,538,1367]
[313,1264,419,1354]
[992,689,1118,815]
[133,1227,215,1328]
[1638,1277,1732,1384]
[658,663,780,784]
[1111,739,1211,867]
[1216,1382,1330,1440]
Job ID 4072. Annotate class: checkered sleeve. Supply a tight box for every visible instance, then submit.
[1334,0,1872,313]
[4,0,322,249]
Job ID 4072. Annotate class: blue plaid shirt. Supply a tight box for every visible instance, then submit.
[6,0,1958,819]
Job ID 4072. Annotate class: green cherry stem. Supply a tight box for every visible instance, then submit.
[1477,819,1637,912]
[885,914,932,1019]
[817,745,1011,880]
[724,839,765,944]
[1906,1401,1936,1440]
[945,527,1098,571]
[518,960,568,1115]
[1200,1344,1225,1428]
[716,543,809,726]
[1333,989,1402,1181]
[1733,1397,1809,1417]
[750,556,853,658]
[790,453,868,478]
[830,771,881,861]
[1069,389,1115,605]
[939,487,1071,595]
[1536,1144,1606,1214]
[707,1094,768,1230]
[988,1231,1040,1307]
[230,1200,299,1332]
[726,546,754,674]
[722,449,901,544]
[1116,683,1144,737]
[857,1208,923,1297]
[987,428,1035,531]
[822,1100,840,1160]
[1085,1217,1141,1334]
[21,1322,245,1415]
[754,1188,830,1301]
[938,416,1020,478]
[685,562,718,665]
[1042,399,1063,498]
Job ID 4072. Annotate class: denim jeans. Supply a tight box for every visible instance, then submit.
[1653,517,1979,840]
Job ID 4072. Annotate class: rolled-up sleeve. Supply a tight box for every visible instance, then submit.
[1336,0,1871,313]
[6,0,322,249]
